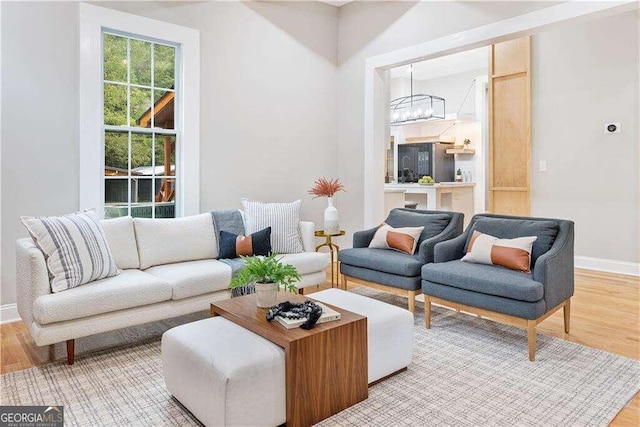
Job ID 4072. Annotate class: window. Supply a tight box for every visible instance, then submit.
[79,4,200,218]
[103,32,178,218]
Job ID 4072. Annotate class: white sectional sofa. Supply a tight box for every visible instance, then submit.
[16,213,329,364]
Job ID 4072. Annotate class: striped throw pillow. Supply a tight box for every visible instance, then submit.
[21,210,120,293]
[369,223,425,255]
[461,230,538,273]
[241,199,304,254]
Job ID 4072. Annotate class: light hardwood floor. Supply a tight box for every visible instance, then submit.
[1,268,638,425]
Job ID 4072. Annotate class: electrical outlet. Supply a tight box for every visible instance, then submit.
[539,161,548,172]
[604,123,621,134]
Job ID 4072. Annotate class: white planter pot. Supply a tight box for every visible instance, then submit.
[324,197,340,235]
[255,282,278,308]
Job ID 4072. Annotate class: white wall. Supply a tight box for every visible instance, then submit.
[337,1,557,246]
[1,1,80,307]
[97,1,339,216]
[531,11,640,265]
[0,1,339,306]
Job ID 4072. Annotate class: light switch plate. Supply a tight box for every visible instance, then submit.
[539,161,548,172]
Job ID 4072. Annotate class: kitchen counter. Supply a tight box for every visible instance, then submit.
[385,182,476,189]
[384,182,475,227]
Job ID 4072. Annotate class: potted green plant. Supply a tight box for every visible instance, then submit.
[456,168,463,182]
[463,138,471,146]
[229,253,301,307]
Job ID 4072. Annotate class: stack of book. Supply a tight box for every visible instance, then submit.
[275,303,341,329]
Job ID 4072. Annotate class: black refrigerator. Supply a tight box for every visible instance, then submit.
[397,143,455,183]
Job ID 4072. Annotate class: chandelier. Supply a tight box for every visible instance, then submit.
[390,64,445,126]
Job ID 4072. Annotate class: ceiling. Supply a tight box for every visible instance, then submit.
[318,1,354,7]
[390,46,489,81]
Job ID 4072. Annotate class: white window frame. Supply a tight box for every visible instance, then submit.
[79,3,200,217]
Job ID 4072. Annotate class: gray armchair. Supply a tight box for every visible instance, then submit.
[339,208,464,313]
[422,213,575,361]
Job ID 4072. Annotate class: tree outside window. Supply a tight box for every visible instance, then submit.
[103,32,178,219]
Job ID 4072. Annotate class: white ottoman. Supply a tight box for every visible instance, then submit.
[311,288,413,384]
[161,317,285,427]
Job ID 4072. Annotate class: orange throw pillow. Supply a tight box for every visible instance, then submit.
[461,231,537,273]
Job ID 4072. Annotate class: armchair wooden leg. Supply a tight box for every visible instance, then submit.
[407,290,416,314]
[341,274,347,291]
[527,320,536,362]
[563,298,571,334]
[425,295,431,329]
[66,339,75,365]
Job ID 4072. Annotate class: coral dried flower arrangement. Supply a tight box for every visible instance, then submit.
[308,178,345,198]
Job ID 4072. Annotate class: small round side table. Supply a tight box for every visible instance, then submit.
[314,230,345,288]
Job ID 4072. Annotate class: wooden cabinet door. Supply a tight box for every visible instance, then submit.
[488,37,531,215]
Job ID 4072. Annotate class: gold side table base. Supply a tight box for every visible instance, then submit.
[314,230,345,288]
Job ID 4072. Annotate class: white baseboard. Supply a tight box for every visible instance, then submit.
[575,256,640,277]
[0,303,20,324]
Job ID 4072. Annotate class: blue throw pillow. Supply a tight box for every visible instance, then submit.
[219,227,272,259]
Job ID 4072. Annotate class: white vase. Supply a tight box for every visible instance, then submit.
[255,282,278,308]
[324,197,340,235]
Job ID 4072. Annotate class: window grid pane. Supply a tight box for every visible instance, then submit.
[103,31,178,219]
[127,130,132,216]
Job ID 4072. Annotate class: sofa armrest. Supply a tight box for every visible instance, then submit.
[433,234,468,263]
[16,238,51,326]
[299,221,316,253]
[533,221,575,311]
[417,213,464,263]
[353,227,379,248]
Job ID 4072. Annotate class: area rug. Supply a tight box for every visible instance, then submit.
[1,288,639,426]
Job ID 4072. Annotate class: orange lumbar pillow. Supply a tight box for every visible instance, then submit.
[462,230,538,273]
[369,223,425,255]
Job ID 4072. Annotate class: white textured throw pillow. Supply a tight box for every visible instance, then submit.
[21,210,120,293]
[241,198,304,254]
[462,231,538,273]
[369,223,425,255]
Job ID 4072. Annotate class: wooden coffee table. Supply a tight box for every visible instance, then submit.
[210,292,368,427]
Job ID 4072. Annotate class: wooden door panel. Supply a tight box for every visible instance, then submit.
[492,192,529,216]
[489,36,531,215]
[492,75,529,188]
[492,37,530,76]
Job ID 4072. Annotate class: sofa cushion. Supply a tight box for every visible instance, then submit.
[102,216,140,269]
[339,248,423,277]
[21,210,120,293]
[277,252,330,276]
[422,260,544,302]
[33,269,172,324]
[134,213,218,269]
[385,209,451,247]
[341,264,421,291]
[465,217,559,267]
[145,260,232,300]
[422,280,546,320]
